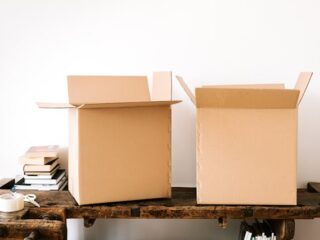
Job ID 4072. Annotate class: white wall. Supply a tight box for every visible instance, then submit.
[1,0,320,239]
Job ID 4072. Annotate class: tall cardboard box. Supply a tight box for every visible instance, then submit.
[38,72,180,205]
[177,72,312,205]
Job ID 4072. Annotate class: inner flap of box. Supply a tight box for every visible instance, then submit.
[37,71,178,109]
[202,83,285,89]
[176,76,196,105]
[295,72,313,105]
[152,72,172,101]
[78,100,181,109]
[195,88,300,109]
[68,75,151,104]
[67,73,175,105]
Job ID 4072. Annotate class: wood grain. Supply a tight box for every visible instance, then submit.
[0,219,66,240]
[1,188,320,220]
[1,187,320,239]
[307,182,320,193]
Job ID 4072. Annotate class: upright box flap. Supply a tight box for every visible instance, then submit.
[176,76,196,105]
[295,72,313,105]
[68,76,150,104]
[196,88,299,109]
[202,83,285,89]
[78,100,181,109]
[37,102,78,109]
[152,72,172,101]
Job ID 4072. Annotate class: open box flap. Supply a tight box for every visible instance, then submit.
[295,72,313,105]
[37,102,78,109]
[176,76,196,105]
[68,75,150,104]
[78,100,181,109]
[152,71,172,101]
[202,83,285,89]
[195,88,300,109]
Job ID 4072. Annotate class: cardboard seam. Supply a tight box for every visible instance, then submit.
[68,110,73,201]
[77,110,82,204]
[294,109,298,205]
[168,109,172,198]
[196,114,201,203]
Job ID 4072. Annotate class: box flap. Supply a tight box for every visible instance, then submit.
[202,83,285,89]
[68,76,150,104]
[176,76,196,105]
[295,72,313,105]
[152,71,172,101]
[195,88,299,109]
[78,100,181,109]
[37,102,77,109]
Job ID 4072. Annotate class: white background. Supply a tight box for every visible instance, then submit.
[1,0,320,239]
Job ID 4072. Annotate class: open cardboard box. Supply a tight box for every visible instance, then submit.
[38,72,180,205]
[177,72,313,205]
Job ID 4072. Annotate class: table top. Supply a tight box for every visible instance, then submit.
[1,187,320,220]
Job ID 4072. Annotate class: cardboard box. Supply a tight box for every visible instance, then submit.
[177,72,313,205]
[38,72,180,205]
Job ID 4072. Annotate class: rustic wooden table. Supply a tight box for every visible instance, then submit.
[1,187,320,240]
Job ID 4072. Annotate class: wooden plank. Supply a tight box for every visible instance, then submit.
[307,182,320,193]
[63,188,320,220]
[2,188,320,220]
[66,206,132,219]
[297,189,320,206]
[0,190,77,208]
[0,208,29,220]
[24,207,66,222]
[269,219,295,240]
[4,187,320,239]
[0,219,66,240]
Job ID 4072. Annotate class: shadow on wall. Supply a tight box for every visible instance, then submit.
[297,74,320,188]
[58,147,68,172]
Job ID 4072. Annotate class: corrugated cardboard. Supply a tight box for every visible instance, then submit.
[152,72,172,101]
[202,83,285,89]
[177,72,313,205]
[38,72,180,205]
[68,76,150,104]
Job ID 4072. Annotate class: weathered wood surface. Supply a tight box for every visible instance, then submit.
[2,188,320,220]
[0,208,29,220]
[269,219,295,240]
[307,182,320,193]
[0,219,66,240]
[68,188,320,219]
[2,187,320,239]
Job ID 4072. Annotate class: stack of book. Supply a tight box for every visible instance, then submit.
[15,145,67,191]
[238,220,276,240]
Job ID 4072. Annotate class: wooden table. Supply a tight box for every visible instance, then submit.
[1,187,320,240]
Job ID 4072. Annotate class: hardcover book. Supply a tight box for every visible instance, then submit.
[24,164,60,176]
[15,176,67,191]
[24,170,66,185]
[23,160,58,172]
[25,145,59,158]
[19,156,57,166]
